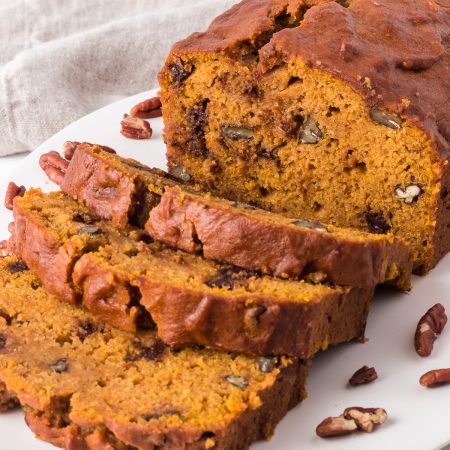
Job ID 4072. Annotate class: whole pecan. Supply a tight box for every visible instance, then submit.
[420,368,450,387]
[343,407,387,433]
[349,365,378,386]
[316,415,357,437]
[130,97,162,119]
[63,141,116,160]
[120,114,152,140]
[4,182,26,210]
[39,151,69,186]
[414,303,447,357]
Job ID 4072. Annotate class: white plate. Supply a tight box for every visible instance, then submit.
[1,89,449,450]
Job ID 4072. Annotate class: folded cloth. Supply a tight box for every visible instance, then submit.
[0,0,236,156]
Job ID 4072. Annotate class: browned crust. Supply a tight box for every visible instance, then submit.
[10,362,308,450]
[72,253,140,332]
[135,276,372,358]
[61,143,175,229]
[11,198,82,304]
[61,144,140,229]
[146,186,412,289]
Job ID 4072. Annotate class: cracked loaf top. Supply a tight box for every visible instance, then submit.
[168,0,450,157]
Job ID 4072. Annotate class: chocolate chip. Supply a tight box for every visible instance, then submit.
[370,109,402,129]
[257,357,278,373]
[0,310,12,326]
[364,210,390,234]
[206,266,258,290]
[291,219,328,232]
[73,213,93,224]
[125,249,138,257]
[299,117,323,144]
[76,320,101,342]
[49,359,68,373]
[169,60,193,84]
[7,260,28,274]
[0,333,7,350]
[256,146,281,165]
[225,375,248,390]
[440,188,448,200]
[187,100,209,158]
[222,126,253,140]
[142,409,182,421]
[78,225,101,236]
[125,337,166,362]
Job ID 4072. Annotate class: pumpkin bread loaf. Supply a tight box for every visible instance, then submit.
[159,0,450,274]
[59,143,413,290]
[10,189,373,357]
[0,257,308,450]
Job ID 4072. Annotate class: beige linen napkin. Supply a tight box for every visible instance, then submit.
[0,0,236,156]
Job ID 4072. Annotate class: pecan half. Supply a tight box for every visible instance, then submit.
[130,97,162,119]
[0,241,9,257]
[63,141,80,160]
[343,407,387,433]
[349,365,378,386]
[63,141,116,160]
[316,415,358,437]
[39,151,69,186]
[4,182,26,210]
[419,368,450,387]
[120,114,152,140]
[414,303,447,357]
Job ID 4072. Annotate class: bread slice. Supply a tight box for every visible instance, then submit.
[159,0,450,274]
[0,257,308,450]
[10,189,373,357]
[60,143,412,290]
[147,185,412,289]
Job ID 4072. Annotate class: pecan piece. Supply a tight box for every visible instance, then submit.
[130,97,162,119]
[414,303,447,357]
[120,114,152,140]
[343,407,387,433]
[419,368,450,387]
[63,141,116,160]
[39,151,69,186]
[4,182,26,210]
[349,365,378,386]
[316,415,358,437]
